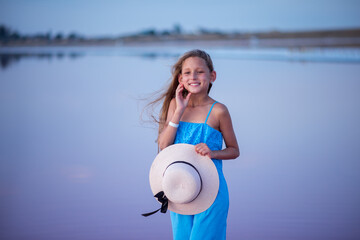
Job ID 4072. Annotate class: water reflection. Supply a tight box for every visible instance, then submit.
[0,52,83,69]
[1,46,360,70]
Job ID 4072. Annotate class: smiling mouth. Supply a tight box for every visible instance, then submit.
[189,83,200,86]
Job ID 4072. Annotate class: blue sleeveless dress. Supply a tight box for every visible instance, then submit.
[170,101,229,240]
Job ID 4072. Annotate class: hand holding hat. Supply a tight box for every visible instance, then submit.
[142,143,219,216]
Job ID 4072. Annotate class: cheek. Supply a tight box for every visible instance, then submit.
[179,76,189,85]
[202,76,211,84]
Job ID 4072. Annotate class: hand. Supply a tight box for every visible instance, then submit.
[195,143,213,158]
[175,83,191,112]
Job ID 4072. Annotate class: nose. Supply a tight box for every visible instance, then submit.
[191,72,197,79]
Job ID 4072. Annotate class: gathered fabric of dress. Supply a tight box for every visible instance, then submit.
[171,101,229,240]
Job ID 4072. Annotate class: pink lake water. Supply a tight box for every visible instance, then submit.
[1,46,360,239]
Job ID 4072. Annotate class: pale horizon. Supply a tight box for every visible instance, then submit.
[1,0,360,37]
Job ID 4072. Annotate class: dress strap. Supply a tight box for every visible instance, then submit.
[205,101,218,124]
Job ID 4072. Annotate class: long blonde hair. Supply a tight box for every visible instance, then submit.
[146,49,215,135]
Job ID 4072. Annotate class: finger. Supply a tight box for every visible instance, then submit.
[176,85,183,94]
[195,145,202,153]
[198,150,206,156]
[195,147,205,155]
[200,148,208,156]
[196,144,206,151]
[178,86,186,98]
[176,83,183,91]
[197,144,207,151]
[197,143,205,148]
[195,144,211,157]
[176,86,184,99]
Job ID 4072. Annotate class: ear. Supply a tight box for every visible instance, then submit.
[210,70,216,83]
[178,73,183,84]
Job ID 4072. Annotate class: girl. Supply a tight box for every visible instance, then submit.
[154,49,239,240]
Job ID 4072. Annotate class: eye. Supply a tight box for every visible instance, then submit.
[184,71,190,75]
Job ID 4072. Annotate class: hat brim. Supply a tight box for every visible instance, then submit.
[149,143,219,215]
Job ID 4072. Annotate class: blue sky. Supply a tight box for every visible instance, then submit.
[0,0,360,37]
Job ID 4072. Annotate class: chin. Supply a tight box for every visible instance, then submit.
[187,87,204,94]
[188,89,201,94]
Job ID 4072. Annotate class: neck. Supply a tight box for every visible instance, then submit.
[188,94,211,107]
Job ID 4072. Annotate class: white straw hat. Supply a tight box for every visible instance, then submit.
[144,143,219,216]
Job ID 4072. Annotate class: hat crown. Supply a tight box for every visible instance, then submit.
[149,144,219,215]
[162,162,201,204]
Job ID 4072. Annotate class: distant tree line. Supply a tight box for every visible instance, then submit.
[128,24,183,37]
[0,23,228,44]
[0,24,84,44]
[129,24,226,37]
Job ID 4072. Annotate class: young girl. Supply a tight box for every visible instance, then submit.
[155,49,239,240]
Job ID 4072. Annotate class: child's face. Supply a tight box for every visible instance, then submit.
[178,57,216,95]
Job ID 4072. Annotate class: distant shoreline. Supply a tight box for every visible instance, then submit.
[1,28,360,49]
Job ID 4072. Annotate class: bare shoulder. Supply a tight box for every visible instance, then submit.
[170,97,176,105]
[213,102,230,118]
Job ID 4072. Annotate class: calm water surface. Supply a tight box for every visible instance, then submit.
[0,47,360,240]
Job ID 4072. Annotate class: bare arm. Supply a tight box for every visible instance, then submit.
[158,99,182,150]
[195,104,239,160]
[158,84,191,150]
